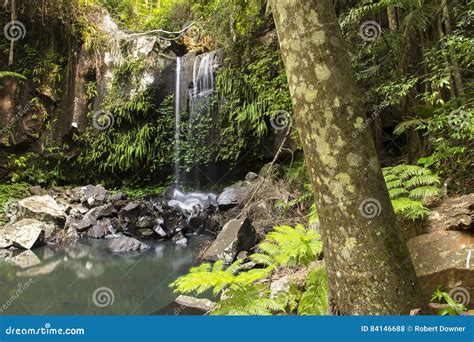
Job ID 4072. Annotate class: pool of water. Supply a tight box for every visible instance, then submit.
[0,236,208,315]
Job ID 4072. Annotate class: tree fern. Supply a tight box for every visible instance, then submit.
[250,224,323,268]
[297,266,329,316]
[383,165,441,219]
[0,71,26,80]
[212,284,285,316]
[172,224,326,315]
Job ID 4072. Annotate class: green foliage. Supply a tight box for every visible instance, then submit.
[431,289,467,316]
[297,266,329,316]
[75,94,175,179]
[179,96,218,171]
[0,72,26,80]
[144,0,193,32]
[0,183,30,224]
[383,165,441,219]
[250,225,323,268]
[171,259,273,297]
[172,225,327,316]
[341,0,472,188]
[213,283,285,316]
[216,40,292,162]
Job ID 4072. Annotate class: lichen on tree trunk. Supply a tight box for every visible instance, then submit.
[270,0,427,314]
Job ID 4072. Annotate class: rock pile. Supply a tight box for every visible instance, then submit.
[0,184,220,253]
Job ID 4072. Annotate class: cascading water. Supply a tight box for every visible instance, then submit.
[188,50,219,116]
[170,52,220,215]
[174,57,182,187]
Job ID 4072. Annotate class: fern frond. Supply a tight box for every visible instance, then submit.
[297,266,329,316]
[403,174,441,188]
[383,165,440,219]
[394,117,428,135]
[409,186,440,200]
[389,187,410,198]
[250,253,274,266]
[391,197,429,220]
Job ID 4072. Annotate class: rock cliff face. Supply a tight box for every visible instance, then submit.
[407,194,474,308]
[0,10,177,150]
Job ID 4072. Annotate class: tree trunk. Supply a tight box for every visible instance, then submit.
[270,0,426,315]
[387,6,398,32]
[441,0,466,100]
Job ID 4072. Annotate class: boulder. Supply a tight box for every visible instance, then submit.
[245,172,259,181]
[424,194,473,233]
[87,204,117,220]
[16,195,66,226]
[217,186,251,210]
[136,216,156,229]
[136,229,155,239]
[172,232,188,246]
[107,237,150,253]
[202,217,256,263]
[174,295,215,313]
[87,223,109,239]
[81,185,108,207]
[29,185,47,196]
[154,224,168,238]
[408,229,474,308]
[2,218,52,249]
[77,204,116,231]
[0,236,12,249]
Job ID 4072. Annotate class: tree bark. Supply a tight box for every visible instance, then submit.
[441,0,466,100]
[387,6,398,32]
[270,0,426,315]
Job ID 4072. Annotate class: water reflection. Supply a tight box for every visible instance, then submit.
[0,236,207,315]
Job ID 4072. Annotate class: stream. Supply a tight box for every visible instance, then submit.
[0,235,208,315]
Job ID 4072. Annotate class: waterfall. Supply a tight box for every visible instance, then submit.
[170,52,220,214]
[174,57,182,187]
[173,50,220,189]
[188,50,218,118]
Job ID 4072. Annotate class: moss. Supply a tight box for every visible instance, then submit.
[0,183,31,224]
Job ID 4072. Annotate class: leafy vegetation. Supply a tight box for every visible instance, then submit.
[383,164,441,219]
[431,289,467,316]
[171,224,328,315]
[0,183,30,224]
